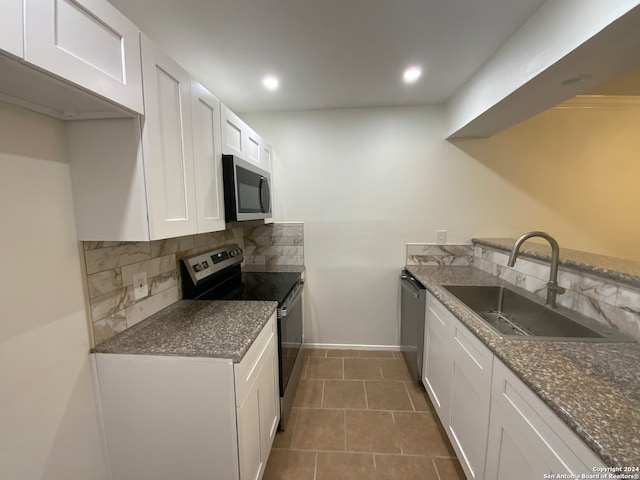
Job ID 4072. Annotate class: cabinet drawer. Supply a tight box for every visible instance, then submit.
[491,358,604,474]
[234,313,277,406]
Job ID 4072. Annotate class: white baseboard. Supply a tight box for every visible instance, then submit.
[303,343,401,351]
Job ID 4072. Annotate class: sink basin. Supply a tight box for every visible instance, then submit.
[442,285,634,342]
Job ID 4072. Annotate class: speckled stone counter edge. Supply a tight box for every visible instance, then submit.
[91,300,278,363]
[406,265,640,468]
[473,238,640,288]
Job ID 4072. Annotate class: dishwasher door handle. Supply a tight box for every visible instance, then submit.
[400,275,423,298]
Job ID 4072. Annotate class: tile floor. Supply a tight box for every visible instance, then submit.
[264,348,467,480]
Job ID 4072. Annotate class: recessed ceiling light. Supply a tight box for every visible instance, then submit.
[262,75,279,91]
[403,66,422,84]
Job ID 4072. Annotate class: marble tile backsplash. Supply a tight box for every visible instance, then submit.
[406,244,474,266]
[473,245,640,341]
[83,229,244,344]
[243,223,305,271]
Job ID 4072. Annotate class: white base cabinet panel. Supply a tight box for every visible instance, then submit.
[422,294,492,480]
[485,358,605,479]
[93,314,279,480]
[93,354,239,480]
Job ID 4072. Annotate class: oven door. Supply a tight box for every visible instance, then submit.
[278,283,303,395]
[277,281,304,430]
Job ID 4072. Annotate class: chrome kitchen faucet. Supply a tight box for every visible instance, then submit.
[508,231,566,308]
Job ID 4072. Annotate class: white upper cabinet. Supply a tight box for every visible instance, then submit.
[0,0,23,57]
[140,35,197,240]
[23,0,144,114]
[68,40,229,241]
[246,126,262,166]
[221,104,246,158]
[260,142,273,172]
[220,103,273,172]
[191,80,226,233]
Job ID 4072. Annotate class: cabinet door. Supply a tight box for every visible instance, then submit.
[486,359,605,478]
[237,385,263,480]
[258,339,280,463]
[191,81,226,233]
[448,322,493,480]
[422,296,453,420]
[237,339,278,480]
[484,401,551,480]
[221,103,247,158]
[24,0,144,114]
[246,126,262,167]
[0,0,23,58]
[140,35,197,240]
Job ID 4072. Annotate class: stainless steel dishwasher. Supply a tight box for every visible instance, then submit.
[400,270,427,381]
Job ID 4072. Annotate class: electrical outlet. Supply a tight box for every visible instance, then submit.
[436,230,447,245]
[133,272,149,300]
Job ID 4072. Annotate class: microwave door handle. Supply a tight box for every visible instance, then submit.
[259,177,265,213]
[259,177,270,213]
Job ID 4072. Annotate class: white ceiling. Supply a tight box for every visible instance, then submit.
[108,0,548,113]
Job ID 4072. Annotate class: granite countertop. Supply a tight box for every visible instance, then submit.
[92,300,278,363]
[406,265,640,468]
[473,237,640,288]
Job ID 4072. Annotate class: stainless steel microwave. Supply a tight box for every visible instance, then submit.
[222,154,272,222]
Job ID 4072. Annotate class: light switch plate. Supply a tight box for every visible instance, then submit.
[133,272,149,300]
[436,230,447,244]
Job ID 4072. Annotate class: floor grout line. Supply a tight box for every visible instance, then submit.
[433,458,443,480]
[313,451,318,480]
[404,381,417,412]
[363,380,369,409]
[343,409,347,452]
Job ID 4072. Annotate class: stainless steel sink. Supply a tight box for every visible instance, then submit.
[443,285,635,342]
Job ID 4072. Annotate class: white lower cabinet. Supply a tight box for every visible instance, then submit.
[422,294,492,480]
[93,314,279,480]
[485,359,605,479]
[422,293,606,480]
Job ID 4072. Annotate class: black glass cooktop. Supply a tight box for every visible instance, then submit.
[241,272,301,305]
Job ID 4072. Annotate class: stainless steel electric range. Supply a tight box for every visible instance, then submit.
[181,244,304,430]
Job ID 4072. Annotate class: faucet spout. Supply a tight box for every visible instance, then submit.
[508,231,565,308]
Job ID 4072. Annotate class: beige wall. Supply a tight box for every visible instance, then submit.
[0,103,109,480]
[455,104,640,260]
[244,104,639,346]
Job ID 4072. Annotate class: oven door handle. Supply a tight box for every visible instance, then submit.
[279,283,304,317]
